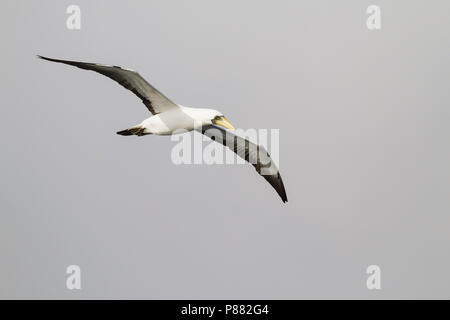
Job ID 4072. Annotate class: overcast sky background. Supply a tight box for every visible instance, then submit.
[1,0,450,299]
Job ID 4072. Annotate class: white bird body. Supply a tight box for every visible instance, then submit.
[140,106,223,135]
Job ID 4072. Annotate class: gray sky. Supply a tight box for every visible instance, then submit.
[1,0,450,299]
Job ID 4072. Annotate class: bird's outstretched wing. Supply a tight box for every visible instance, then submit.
[201,125,288,203]
[38,55,178,115]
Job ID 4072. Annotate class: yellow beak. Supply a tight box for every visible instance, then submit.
[213,116,235,130]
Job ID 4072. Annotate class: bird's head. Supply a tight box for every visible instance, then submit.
[207,109,235,130]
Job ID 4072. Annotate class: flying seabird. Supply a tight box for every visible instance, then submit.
[38,56,288,203]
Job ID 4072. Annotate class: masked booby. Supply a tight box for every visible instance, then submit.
[38,56,288,203]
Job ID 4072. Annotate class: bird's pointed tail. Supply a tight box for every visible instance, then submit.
[116,125,147,136]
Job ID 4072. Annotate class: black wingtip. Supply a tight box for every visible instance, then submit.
[37,55,55,62]
[262,172,288,204]
[277,182,288,203]
[276,174,288,204]
[281,192,288,203]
